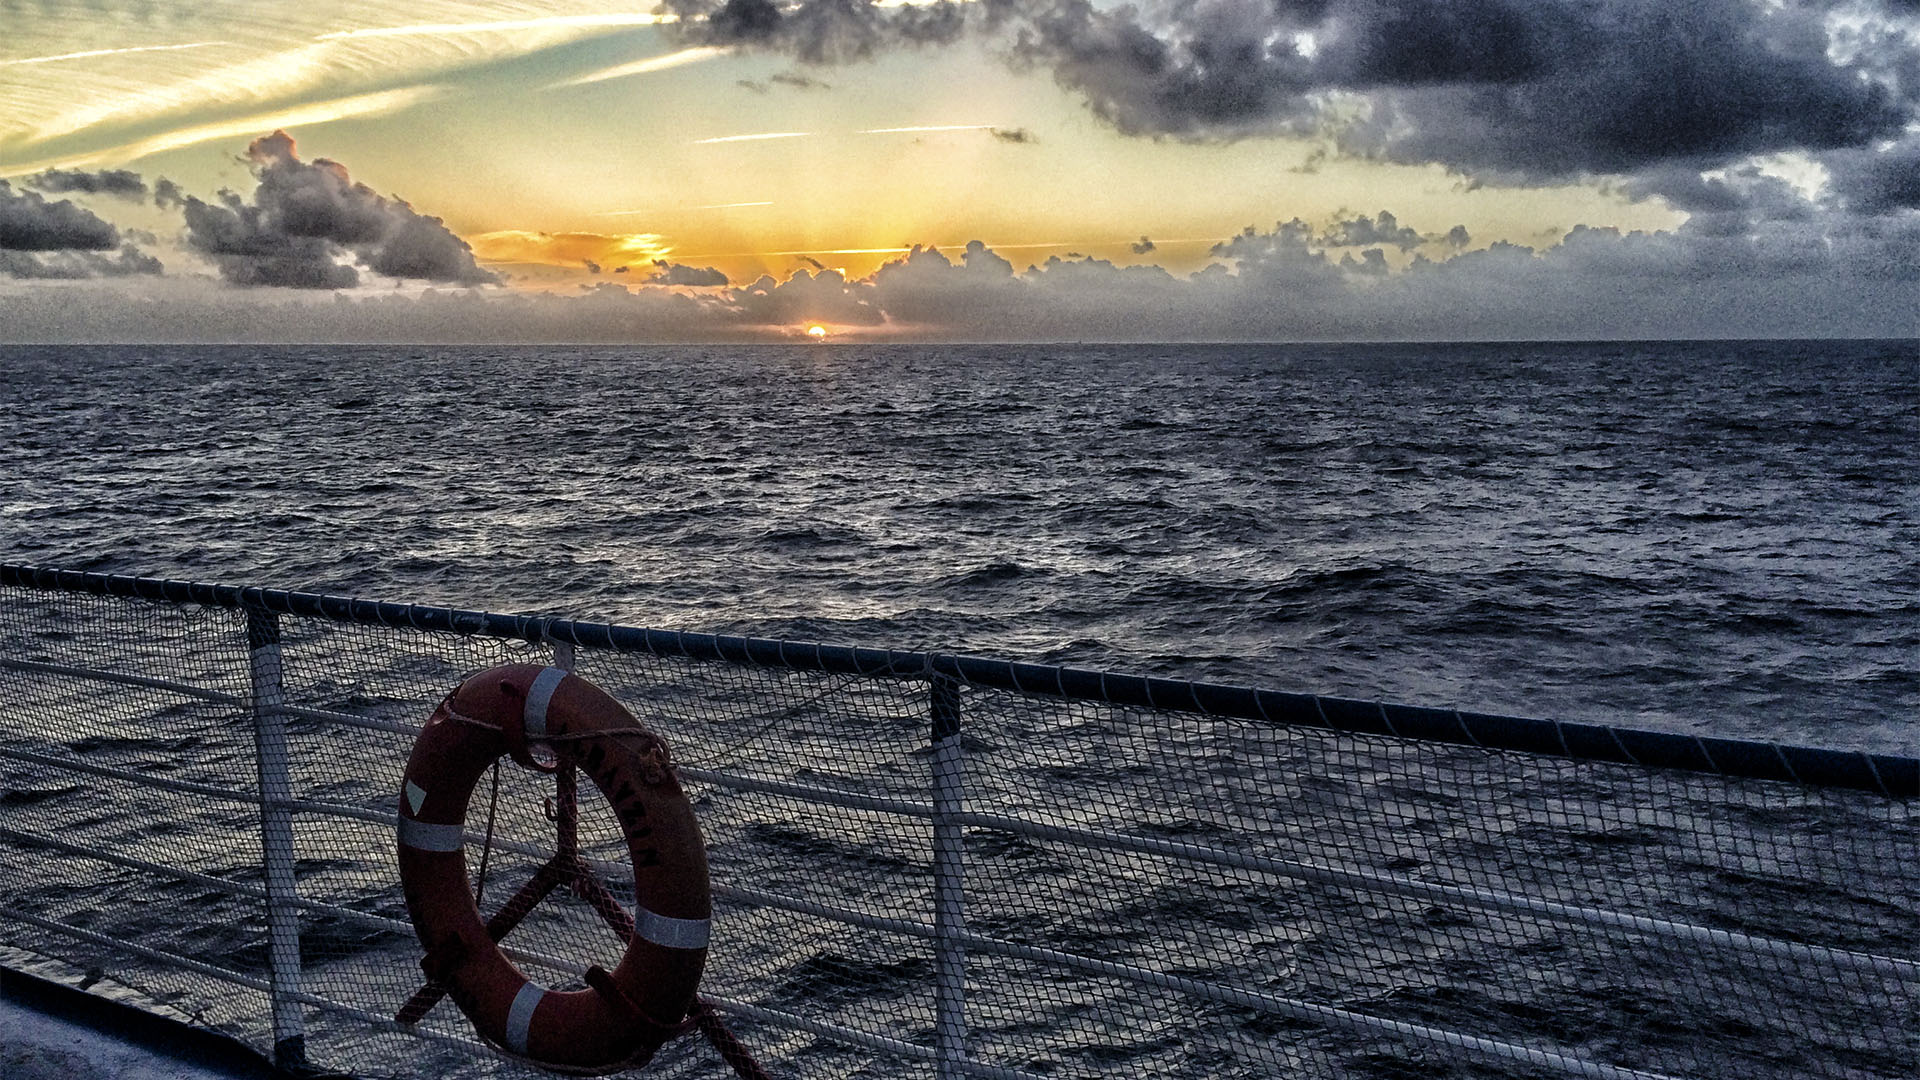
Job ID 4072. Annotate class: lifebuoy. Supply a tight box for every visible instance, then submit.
[396,664,710,1071]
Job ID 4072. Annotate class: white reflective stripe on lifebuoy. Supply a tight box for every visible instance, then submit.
[523,666,568,741]
[405,779,429,815]
[504,981,545,1054]
[397,817,464,852]
[636,907,710,950]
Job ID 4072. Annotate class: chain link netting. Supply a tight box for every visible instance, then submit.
[0,579,1915,1079]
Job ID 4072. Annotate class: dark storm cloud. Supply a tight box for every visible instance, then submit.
[0,174,163,279]
[649,259,731,286]
[178,131,499,289]
[1444,225,1471,248]
[1320,210,1421,250]
[1343,0,1905,177]
[668,0,1917,181]
[23,168,148,199]
[1019,0,1905,176]
[0,179,121,252]
[1824,136,1920,214]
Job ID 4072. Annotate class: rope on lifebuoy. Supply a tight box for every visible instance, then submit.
[396,664,712,1074]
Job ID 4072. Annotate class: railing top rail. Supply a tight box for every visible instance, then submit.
[4,563,1914,797]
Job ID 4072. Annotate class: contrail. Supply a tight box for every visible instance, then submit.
[858,124,997,134]
[0,41,229,68]
[693,132,810,144]
[547,46,728,89]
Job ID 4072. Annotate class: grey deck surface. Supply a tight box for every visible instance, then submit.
[0,992,260,1080]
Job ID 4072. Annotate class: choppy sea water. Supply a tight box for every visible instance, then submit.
[1,340,1918,1079]
[3,340,1913,752]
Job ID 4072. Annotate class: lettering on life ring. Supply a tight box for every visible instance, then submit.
[396,664,710,1071]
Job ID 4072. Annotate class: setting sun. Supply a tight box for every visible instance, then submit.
[806,325,828,339]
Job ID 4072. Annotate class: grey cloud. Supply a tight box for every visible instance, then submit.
[730,267,886,324]
[795,254,827,270]
[1320,210,1421,250]
[153,178,186,209]
[0,180,121,252]
[990,127,1036,144]
[0,244,160,280]
[1131,236,1156,254]
[24,168,148,199]
[1444,225,1471,247]
[771,71,832,90]
[665,0,970,63]
[178,131,499,289]
[1340,248,1391,275]
[584,259,604,274]
[649,260,731,286]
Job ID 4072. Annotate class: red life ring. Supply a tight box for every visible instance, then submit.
[396,664,710,1071]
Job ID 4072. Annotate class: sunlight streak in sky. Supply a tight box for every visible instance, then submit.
[592,202,774,216]
[316,13,674,40]
[0,86,448,173]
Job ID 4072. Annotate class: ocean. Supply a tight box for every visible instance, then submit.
[1,338,1918,1079]
[3,339,1913,752]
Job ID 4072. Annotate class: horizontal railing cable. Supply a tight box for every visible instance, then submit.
[4,724,1914,987]
[0,891,1683,1080]
[0,902,515,1057]
[0,656,421,737]
[698,993,1047,1080]
[951,930,1687,1080]
[5,564,1913,794]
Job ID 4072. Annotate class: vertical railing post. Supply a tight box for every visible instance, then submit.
[930,674,966,1079]
[246,607,306,1069]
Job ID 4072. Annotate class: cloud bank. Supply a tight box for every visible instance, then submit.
[5,199,1914,341]
[2,120,1913,341]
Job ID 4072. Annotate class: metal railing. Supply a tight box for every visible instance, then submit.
[0,564,1915,1080]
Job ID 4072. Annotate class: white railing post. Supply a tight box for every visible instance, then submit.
[246,607,306,1069]
[930,675,966,1079]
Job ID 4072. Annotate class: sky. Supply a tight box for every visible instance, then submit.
[0,0,1917,342]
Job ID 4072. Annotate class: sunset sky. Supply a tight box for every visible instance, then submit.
[2,0,1917,341]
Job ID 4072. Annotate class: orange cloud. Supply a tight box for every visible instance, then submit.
[467,229,673,271]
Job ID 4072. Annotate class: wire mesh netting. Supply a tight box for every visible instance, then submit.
[0,574,1916,1080]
